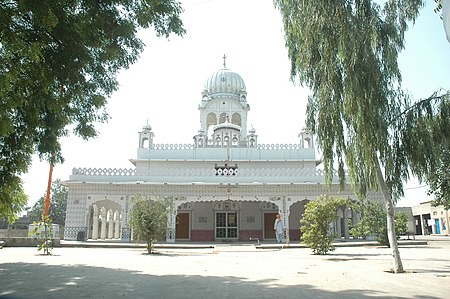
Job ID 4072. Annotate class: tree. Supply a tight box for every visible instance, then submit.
[428,148,450,209]
[300,195,350,255]
[28,179,68,225]
[350,201,409,246]
[0,183,28,223]
[395,211,408,237]
[0,0,185,222]
[274,0,449,273]
[130,197,172,254]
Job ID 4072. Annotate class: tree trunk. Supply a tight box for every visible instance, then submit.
[374,157,404,273]
[147,240,152,254]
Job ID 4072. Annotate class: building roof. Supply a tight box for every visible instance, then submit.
[203,68,246,97]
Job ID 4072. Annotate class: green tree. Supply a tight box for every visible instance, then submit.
[300,195,350,255]
[28,179,68,225]
[274,0,449,273]
[0,0,185,222]
[130,196,172,254]
[395,211,408,237]
[0,184,28,223]
[428,148,449,209]
[350,201,409,246]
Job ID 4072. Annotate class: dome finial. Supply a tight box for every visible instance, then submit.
[222,53,227,69]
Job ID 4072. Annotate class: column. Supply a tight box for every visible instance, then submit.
[92,206,99,240]
[336,211,342,238]
[343,207,349,239]
[107,209,114,239]
[114,211,121,239]
[166,206,177,243]
[420,214,425,235]
[100,207,107,240]
[273,196,290,243]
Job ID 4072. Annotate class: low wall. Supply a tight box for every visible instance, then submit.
[0,229,28,238]
[0,237,61,247]
[0,228,65,239]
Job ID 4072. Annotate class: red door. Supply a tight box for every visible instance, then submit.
[176,213,190,239]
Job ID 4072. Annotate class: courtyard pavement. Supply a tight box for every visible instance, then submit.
[0,236,449,298]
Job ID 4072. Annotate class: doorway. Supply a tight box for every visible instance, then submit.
[215,212,238,239]
[264,212,277,239]
[176,213,190,239]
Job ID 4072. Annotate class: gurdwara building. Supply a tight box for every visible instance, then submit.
[64,65,381,243]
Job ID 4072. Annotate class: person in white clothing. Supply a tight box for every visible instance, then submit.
[274,214,284,243]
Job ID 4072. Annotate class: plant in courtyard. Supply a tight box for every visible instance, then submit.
[0,0,185,221]
[274,0,449,273]
[300,195,350,255]
[350,201,409,246]
[29,214,53,255]
[130,197,172,254]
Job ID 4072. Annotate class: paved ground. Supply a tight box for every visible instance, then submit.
[1,237,449,298]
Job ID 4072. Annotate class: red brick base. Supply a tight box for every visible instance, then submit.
[289,229,301,241]
[191,230,214,241]
[239,230,263,241]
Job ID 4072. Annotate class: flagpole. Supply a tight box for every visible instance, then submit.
[44,155,54,216]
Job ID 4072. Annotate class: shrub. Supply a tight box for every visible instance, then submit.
[300,195,350,255]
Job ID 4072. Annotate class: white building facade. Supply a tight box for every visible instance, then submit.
[64,66,382,243]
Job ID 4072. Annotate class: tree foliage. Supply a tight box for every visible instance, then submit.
[350,201,408,246]
[28,179,68,225]
[0,183,28,223]
[130,196,172,254]
[274,0,448,273]
[428,148,450,209]
[300,195,350,255]
[0,0,185,222]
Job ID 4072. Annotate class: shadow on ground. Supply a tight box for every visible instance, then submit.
[0,263,441,299]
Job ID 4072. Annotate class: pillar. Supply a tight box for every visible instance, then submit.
[420,214,425,235]
[166,206,177,243]
[336,210,342,238]
[100,207,107,240]
[343,207,349,239]
[273,196,290,243]
[107,209,114,239]
[92,205,99,240]
[114,211,121,239]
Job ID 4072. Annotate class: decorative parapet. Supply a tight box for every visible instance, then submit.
[149,143,308,150]
[71,167,341,179]
[256,144,304,150]
[72,167,136,176]
[153,144,196,150]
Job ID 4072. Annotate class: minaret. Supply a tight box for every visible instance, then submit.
[298,127,314,148]
[139,121,154,149]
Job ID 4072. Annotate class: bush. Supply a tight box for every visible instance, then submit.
[350,201,408,246]
[300,195,350,255]
[130,197,172,254]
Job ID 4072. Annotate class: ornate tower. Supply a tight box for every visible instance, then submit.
[298,127,314,148]
[138,122,154,149]
[194,57,253,148]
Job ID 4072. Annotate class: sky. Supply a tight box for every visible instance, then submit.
[21,0,450,209]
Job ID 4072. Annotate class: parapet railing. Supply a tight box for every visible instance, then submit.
[149,143,311,150]
[71,167,340,178]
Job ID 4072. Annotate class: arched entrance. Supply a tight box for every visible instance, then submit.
[88,199,122,240]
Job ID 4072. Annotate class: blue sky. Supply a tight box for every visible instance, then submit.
[21,0,449,208]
